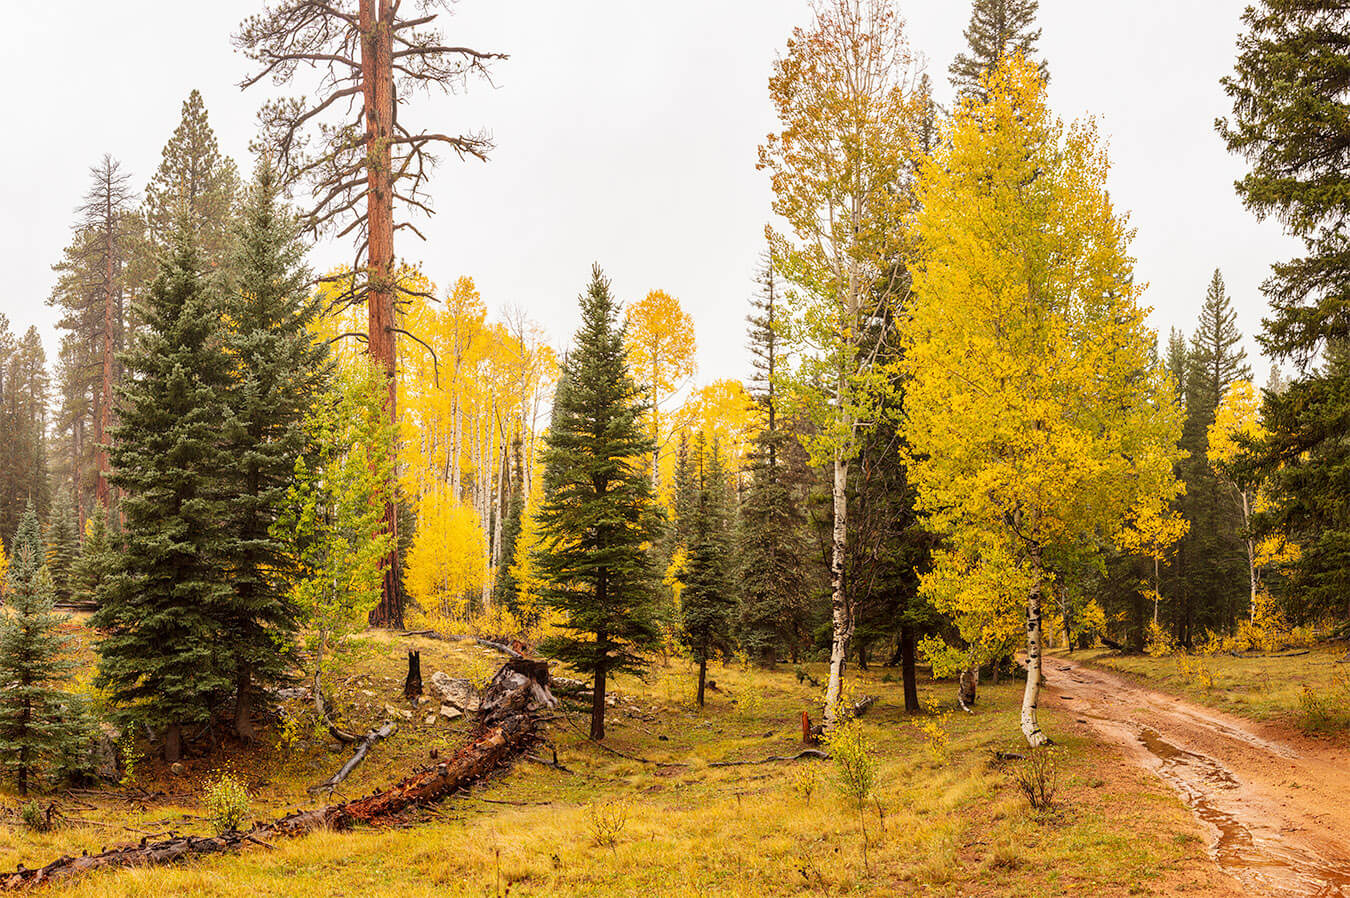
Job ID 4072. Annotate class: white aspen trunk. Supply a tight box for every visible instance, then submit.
[480,405,497,611]
[1153,555,1161,624]
[451,390,462,500]
[1241,489,1258,622]
[823,446,851,729]
[1021,545,1050,747]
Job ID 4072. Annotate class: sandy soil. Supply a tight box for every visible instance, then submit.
[1045,657,1350,897]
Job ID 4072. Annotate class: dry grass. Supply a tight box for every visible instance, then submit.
[0,630,1226,896]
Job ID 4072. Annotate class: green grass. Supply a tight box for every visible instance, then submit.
[0,630,1227,896]
[1071,643,1350,735]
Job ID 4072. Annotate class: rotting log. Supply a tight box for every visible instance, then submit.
[1,661,551,891]
[708,749,830,768]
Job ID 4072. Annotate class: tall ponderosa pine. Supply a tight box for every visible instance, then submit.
[1174,271,1251,642]
[0,319,51,540]
[949,0,1048,98]
[680,436,737,707]
[0,505,78,794]
[93,234,235,763]
[144,90,239,263]
[44,489,81,606]
[534,266,660,740]
[219,159,331,741]
[1219,2,1350,624]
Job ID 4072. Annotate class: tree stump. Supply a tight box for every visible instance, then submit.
[404,650,423,700]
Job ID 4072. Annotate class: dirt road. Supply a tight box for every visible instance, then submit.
[1045,657,1350,897]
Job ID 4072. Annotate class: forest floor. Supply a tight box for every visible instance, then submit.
[0,627,1254,897]
[1046,651,1350,896]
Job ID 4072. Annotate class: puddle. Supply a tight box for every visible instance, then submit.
[1138,727,1350,897]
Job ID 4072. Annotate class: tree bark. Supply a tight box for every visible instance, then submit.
[696,657,707,707]
[824,450,851,729]
[164,724,183,763]
[900,624,920,714]
[403,650,422,699]
[235,663,255,742]
[1020,546,1049,747]
[591,632,608,741]
[362,0,403,631]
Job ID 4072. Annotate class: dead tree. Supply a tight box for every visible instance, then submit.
[403,649,422,698]
[235,1,505,627]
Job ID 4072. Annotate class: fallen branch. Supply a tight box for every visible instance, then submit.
[851,695,877,718]
[308,722,397,795]
[1,662,549,891]
[708,750,831,768]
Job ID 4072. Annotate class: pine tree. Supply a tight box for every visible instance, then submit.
[44,489,81,607]
[494,438,526,613]
[0,319,51,539]
[534,265,660,740]
[1174,271,1251,642]
[949,0,1048,98]
[92,231,235,763]
[144,90,240,264]
[680,436,737,707]
[0,504,78,794]
[71,509,116,609]
[1219,2,1350,624]
[218,158,331,741]
[736,259,815,665]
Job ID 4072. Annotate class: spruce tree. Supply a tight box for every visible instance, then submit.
[1174,271,1251,642]
[736,259,814,665]
[218,159,330,741]
[71,509,116,609]
[534,265,660,740]
[1219,2,1350,624]
[949,0,1048,98]
[92,231,235,763]
[0,505,78,794]
[494,438,526,614]
[680,436,736,707]
[45,489,81,606]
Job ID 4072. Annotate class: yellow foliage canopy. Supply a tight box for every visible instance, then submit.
[404,489,486,621]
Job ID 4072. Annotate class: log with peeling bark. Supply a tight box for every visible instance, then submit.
[0,661,550,891]
[308,721,397,795]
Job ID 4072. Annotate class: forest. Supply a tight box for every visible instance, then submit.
[0,0,1348,895]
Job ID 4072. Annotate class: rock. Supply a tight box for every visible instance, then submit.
[170,762,185,776]
[551,676,591,695]
[384,704,413,721]
[274,686,310,702]
[429,671,482,712]
[424,715,438,726]
[439,705,463,721]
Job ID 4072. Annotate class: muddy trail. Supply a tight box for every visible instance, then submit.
[1046,657,1350,897]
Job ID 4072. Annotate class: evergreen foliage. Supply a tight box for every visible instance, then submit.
[71,509,116,609]
[92,232,235,762]
[1219,1,1350,624]
[534,266,660,740]
[494,439,526,613]
[218,158,331,740]
[1174,271,1251,642]
[949,0,1048,98]
[680,436,737,706]
[0,505,78,794]
[144,90,240,262]
[0,318,50,540]
[44,489,81,606]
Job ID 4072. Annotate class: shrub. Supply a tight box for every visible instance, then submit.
[586,800,627,849]
[204,773,252,834]
[1144,620,1174,657]
[1011,747,1061,811]
[1175,653,1215,690]
[826,721,878,873]
[20,801,52,832]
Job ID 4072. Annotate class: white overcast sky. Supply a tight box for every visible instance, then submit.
[1,0,1297,388]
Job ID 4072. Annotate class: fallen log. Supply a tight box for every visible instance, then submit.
[708,749,830,768]
[308,721,397,795]
[851,695,877,718]
[402,629,524,660]
[1,661,550,891]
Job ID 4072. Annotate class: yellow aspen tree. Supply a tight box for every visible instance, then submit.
[759,0,925,727]
[1118,499,1189,624]
[1208,379,1298,620]
[901,57,1183,746]
[405,489,486,622]
[624,289,697,490]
